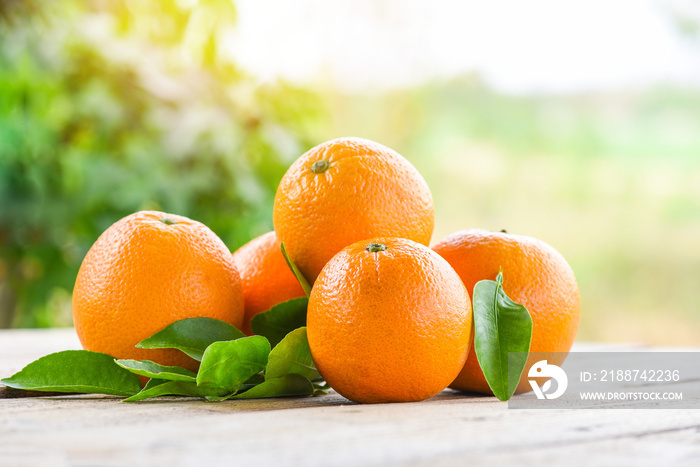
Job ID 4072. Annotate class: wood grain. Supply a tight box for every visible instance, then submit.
[2,329,700,466]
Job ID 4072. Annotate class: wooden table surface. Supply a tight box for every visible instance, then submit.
[2,329,700,466]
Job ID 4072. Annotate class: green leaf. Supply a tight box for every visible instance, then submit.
[136,318,245,362]
[196,336,271,392]
[204,393,235,402]
[141,378,169,391]
[124,380,227,402]
[265,327,319,381]
[231,374,314,400]
[312,381,330,396]
[250,297,308,348]
[115,360,197,383]
[280,242,312,297]
[202,373,266,401]
[472,271,533,401]
[1,350,141,397]
[244,373,265,385]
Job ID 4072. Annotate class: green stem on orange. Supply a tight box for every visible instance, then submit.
[365,243,387,253]
[310,160,329,173]
[280,243,312,297]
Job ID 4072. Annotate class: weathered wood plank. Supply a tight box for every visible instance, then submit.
[3,392,700,466]
[1,329,699,466]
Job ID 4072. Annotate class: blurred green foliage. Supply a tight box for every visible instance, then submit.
[2,1,699,347]
[0,0,322,327]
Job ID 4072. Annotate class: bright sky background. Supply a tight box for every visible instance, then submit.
[222,0,700,94]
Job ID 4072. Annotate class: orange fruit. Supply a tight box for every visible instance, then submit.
[307,237,472,403]
[273,137,434,283]
[72,211,244,372]
[432,229,580,395]
[232,231,306,335]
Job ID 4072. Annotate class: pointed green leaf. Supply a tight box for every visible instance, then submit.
[250,297,308,348]
[115,360,197,383]
[205,393,235,402]
[202,373,266,401]
[1,350,141,396]
[196,336,271,392]
[265,327,319,381]
[473,271,533,401]
[124,380,227,402]
[141,378,169,391]
[243,373,265,385]
[280,242,312,297]
[231,374,314,400]
[136,318,245,362]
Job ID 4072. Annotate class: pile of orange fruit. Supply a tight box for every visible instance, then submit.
[72,137,580,403]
